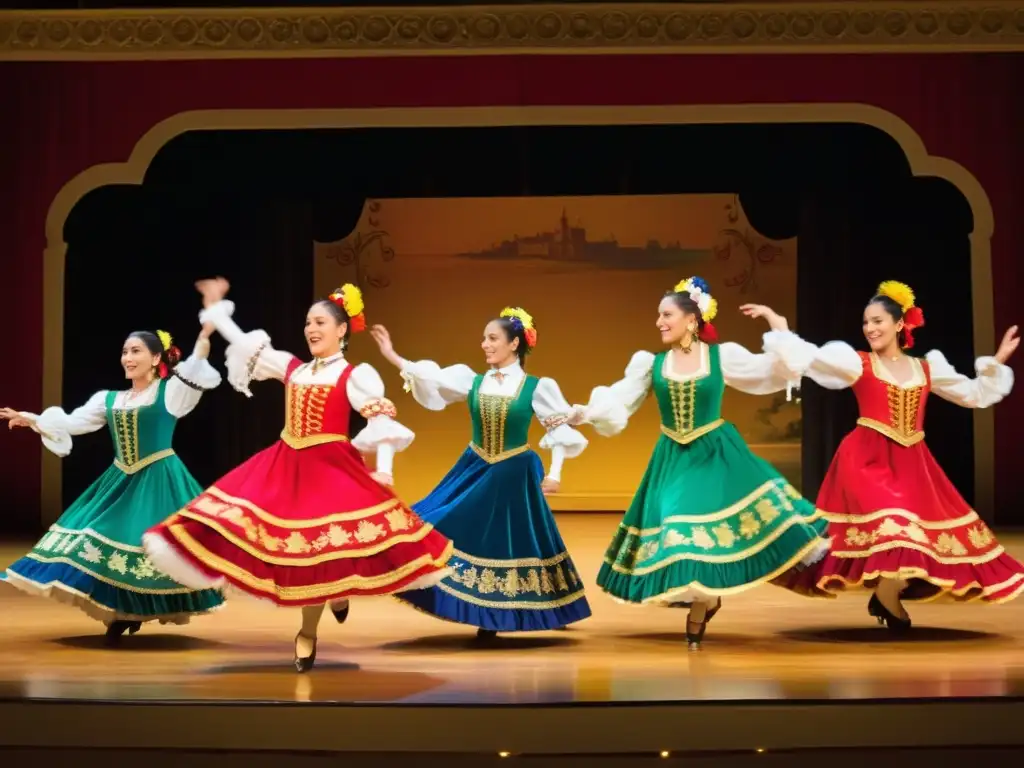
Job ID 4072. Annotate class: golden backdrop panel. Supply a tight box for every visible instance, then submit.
[315,194,799,510]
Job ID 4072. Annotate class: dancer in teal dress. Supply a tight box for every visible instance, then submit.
[370,308,597,639]
[571,277,830,649]
[1,327,224,642]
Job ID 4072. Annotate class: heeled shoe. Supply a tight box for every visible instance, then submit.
[331,601,350,625]
[686,618,708,651]
[475,628,498,641]
[104,620,142,645]
[294,633,317,673]
[868,594,912,634]
[705,598,723,624]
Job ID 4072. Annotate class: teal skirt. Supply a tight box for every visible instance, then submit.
[3,455,224,624]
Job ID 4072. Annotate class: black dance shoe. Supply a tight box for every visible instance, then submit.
[294,633,318,673]
[104,620,142,645]
[331,601,350,625]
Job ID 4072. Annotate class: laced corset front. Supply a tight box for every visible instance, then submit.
[281,360,357,449]
[852,351,930,447]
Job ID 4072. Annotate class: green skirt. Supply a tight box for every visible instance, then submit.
[596,423,828,605]
[3,455,224,624]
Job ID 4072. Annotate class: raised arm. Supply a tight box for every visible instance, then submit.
[369,323,475,410]
[533,377,588,487]
[2,390,109,458]
[719,330,817,398]
[347,362,415,484]
[164,331,223,418]
[573,351,655,436]
[199,300,295,397]
[926,350,1014,409]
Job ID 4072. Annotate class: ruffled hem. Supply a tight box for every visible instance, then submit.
[350,414,414,454]
[2,561,223,624]
[812,547,1024,604]
[143,528,452,607]
[397,585,591,631]
[598,530,833,605]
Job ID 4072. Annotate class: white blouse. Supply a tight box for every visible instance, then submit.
[398,358,585,483]
[200,300,411,476]
[18,338,222,458]
[803,339,1014,408]
[577,330,817,436]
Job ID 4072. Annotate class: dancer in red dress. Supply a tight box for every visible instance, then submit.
[144,278,452,671]
[783,280,1022,631]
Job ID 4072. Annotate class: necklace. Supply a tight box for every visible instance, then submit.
[311,353,344,374]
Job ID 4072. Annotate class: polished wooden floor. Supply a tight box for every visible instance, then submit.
[2,515,1023,706]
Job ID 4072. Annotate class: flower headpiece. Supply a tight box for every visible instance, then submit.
[154,329,181,379]
[672,276,719,343]
[876,280,925,349]
[328,283,367,333]
[500,307,538,349]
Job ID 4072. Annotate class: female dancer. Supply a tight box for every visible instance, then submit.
[369,307,595,639]
[1,327,224,642]
[143,278,452,672]
[787,280,1022,630]
[571,277,829,650]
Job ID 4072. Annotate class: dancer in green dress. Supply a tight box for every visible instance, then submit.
[569,277,829,650]
[1,327,224,643]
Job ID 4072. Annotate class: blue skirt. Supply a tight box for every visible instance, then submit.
[397,446,591,631]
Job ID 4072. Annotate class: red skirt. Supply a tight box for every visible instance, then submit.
[802,426,1024,603]
[144,439,453,607]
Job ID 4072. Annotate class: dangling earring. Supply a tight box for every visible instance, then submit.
[680,325,696,353]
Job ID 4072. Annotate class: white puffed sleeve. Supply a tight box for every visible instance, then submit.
[398,358,476,411]
[533,377,588,483]
[199,300,295,397]
[164,337,223,418]
[576,351,654,437]
[18,390,108,458]
[804,341,865,390]
[720,331,817,399]
[348,362,414,476]
[925,350,1014,409]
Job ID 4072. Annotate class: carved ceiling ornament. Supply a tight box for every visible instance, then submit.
[0,2,1022,58]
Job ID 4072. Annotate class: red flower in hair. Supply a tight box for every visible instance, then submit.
[698,322,719,344]
[901,307,924,349]
[524,328,538,348]
[349,314,366,333]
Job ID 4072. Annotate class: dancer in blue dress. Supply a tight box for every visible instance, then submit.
[370,308,601,638]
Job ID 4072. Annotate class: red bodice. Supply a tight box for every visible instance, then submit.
[851,351,931,446]
[281,359,356,449]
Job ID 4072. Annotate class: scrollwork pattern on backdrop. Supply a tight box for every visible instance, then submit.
[325,200,396,292]
[715,194,783,294]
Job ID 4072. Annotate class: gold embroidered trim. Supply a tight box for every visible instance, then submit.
[203,485,398,527]
[469,442,530,464]
[279,430,349,450]
[820,507,979,530]
[856,417,925,446]
[111,407,140,466]
[359,397,397,420]
[113,448,175,475]
[829,538,1006,565]
[436,580,587,610]
[452,547,570,569]
[818,569,1024,604]
[20,553,197,595]
[659,418,725,446]
[174,510,439,565]
[46,525,145,553]
[165,523,453,600]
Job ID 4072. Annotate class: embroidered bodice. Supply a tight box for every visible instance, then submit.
[106,379,178,472]
[468,372,539,462]
[652,345,726,444]
[852,352,930,446]
[281,359,362,449]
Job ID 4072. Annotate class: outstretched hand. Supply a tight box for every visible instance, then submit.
[995,325,1020,365]
[195,277,230,309]
[0,407,32,430]
[739,304,789,332]
[369,325,402,369]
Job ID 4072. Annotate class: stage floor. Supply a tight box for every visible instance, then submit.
[1,515,1023,754]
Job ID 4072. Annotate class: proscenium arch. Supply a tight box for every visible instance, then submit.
[40,104,997,525]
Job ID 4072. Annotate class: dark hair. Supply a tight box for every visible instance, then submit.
[664,291,707,331]
[493,316,531,369]
[313,299,353,349]
[866,295,909,348]
[126,331,181,378]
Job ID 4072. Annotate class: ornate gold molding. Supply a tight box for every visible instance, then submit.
[1,2,1023,59]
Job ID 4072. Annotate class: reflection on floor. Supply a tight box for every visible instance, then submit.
[1,516,1022,706]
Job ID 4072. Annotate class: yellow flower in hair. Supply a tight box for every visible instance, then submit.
[156,330,173,351]
[500,306,534,331]
[703,296,719,323]
[674,278,692,293]
[335,283,364,317]
[877,280,915,312]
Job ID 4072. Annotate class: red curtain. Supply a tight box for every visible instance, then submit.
[1,53,1021,529]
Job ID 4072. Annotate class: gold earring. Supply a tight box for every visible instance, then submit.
[680,326,696,353]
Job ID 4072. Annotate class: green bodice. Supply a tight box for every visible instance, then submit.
[469,373,539,461]
[652,344,726,444]
[105,379,177,472]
